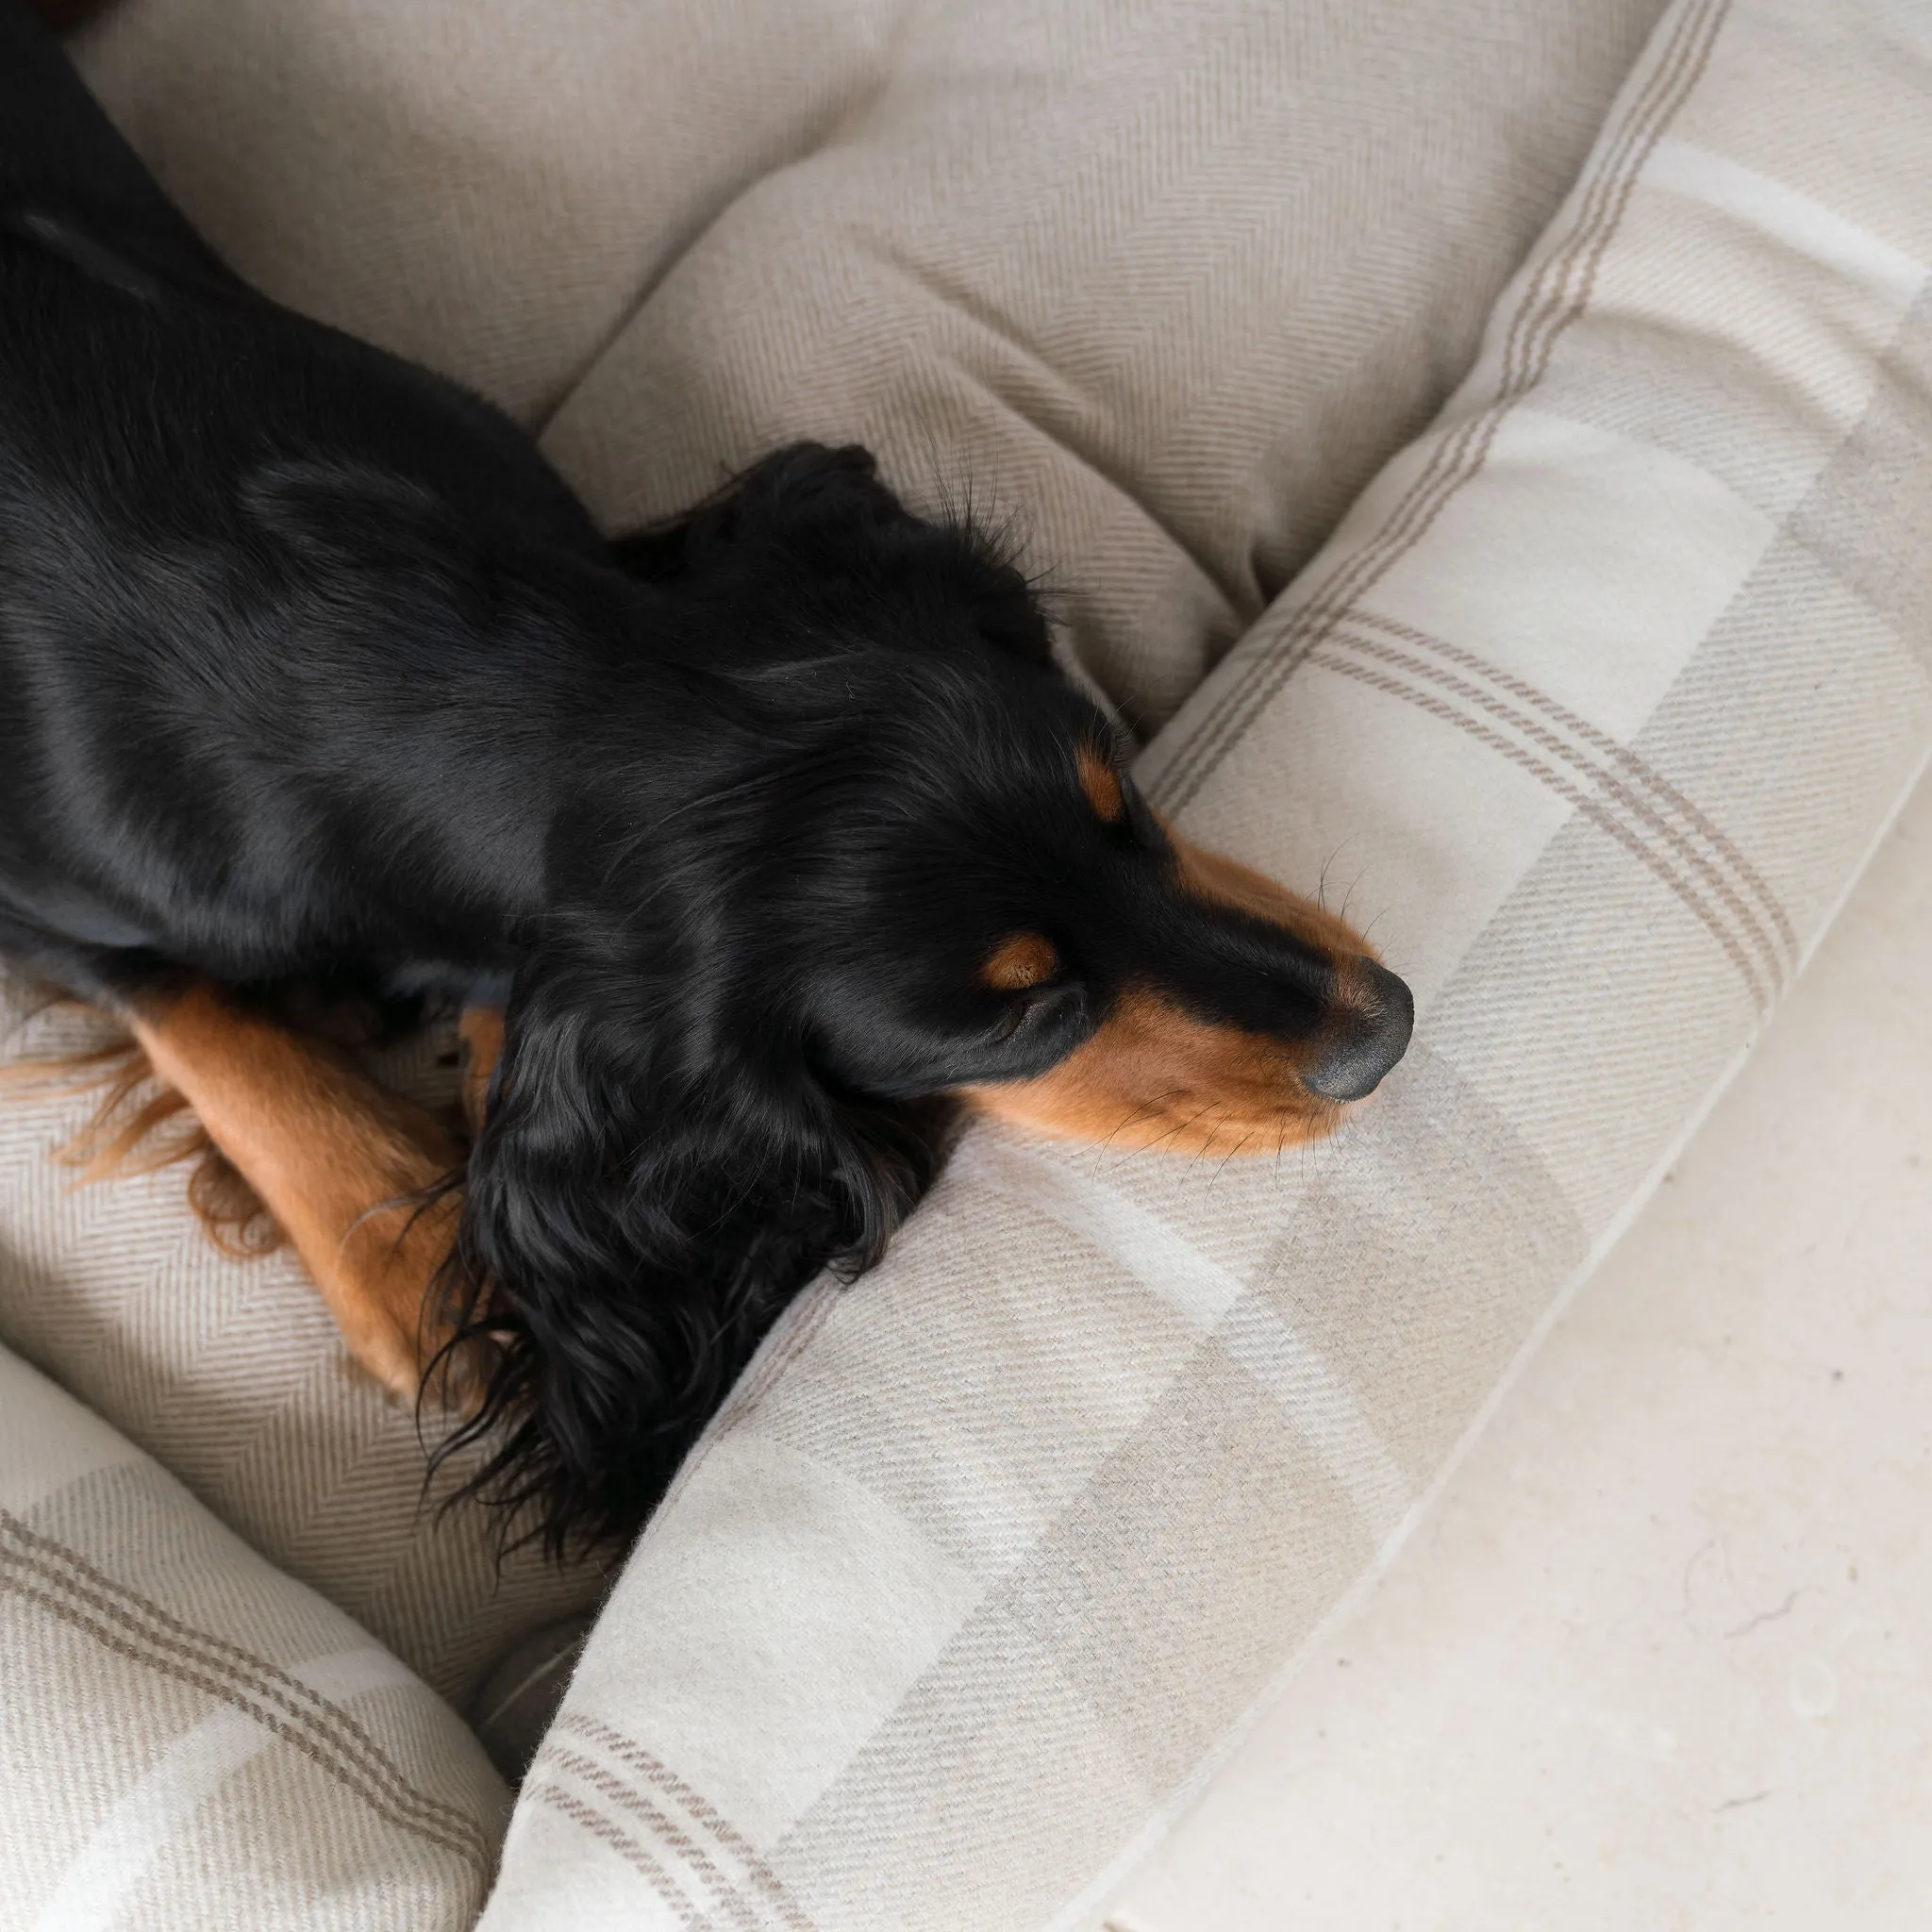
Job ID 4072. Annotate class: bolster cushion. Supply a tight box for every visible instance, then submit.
[0,1341,508,1929]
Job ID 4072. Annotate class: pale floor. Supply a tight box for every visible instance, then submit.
[1097,774,1932,1932]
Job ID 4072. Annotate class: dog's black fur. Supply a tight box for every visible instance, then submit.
[0,4,1407,1553]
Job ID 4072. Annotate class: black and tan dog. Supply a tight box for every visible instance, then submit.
[0,0,1411,1550]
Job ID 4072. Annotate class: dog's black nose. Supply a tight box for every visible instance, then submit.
[1306,958,1414,1102]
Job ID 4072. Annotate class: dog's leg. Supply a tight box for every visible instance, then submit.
[129,982,472,1403]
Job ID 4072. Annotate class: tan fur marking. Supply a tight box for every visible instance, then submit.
[458,1006,505,1139]
[981,932,1059,992]
[1075,744,1125,824]
[1171,836,1372,958]
[3,1025,281,1255]
[128,985,467,1404]
[966,985,1341,1156]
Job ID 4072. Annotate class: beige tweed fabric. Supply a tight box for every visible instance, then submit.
[0,1341,507,1929]
[73,0,1666,732]
[475,0,1932,1924]
[0,0,1666,1715]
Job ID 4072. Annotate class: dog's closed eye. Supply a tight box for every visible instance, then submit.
[981,931,1059,991]
[991,985,1081,1043]
[982,933,1074,1043]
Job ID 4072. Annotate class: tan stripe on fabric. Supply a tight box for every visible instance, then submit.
[0,1565,487,1872]
[1,1510,479,1851]
[1348,609,1797,954]
[556,1714,819,1932]
[1152,0,1734,810]
[1300,0,1726,615]
[1162,0,1723,798]
[1324,624,1790,987]
[540,1745,764,1932]
[1303,650,1772,1006]
[526,1782,707,1927]
[0,1512,487,1868]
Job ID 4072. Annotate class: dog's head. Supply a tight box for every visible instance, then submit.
[446,443,1410,1551]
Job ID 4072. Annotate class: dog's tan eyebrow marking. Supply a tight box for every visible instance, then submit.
[1076,743,1125,824]
[982,931,1060,991]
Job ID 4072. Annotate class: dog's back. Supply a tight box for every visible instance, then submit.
[0,0,617,993]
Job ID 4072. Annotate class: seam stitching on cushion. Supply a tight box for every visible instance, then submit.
[1152,0,1722,800]
[853,230,1245,647]
[528,4,922,441]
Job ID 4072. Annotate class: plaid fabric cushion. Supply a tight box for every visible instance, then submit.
[475,0,1932,1924]
[0,1342,507,1930]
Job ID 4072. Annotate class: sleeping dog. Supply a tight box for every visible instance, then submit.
[0,2,1412,1551]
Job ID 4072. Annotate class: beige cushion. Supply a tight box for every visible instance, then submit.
[1,0,1667,1718]
[0,1341,506,1929]
[71,0,905,431]
[75,0,1667,729]
[475,0,1932,1924]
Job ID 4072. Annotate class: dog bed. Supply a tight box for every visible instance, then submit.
[8,0,1927,1922]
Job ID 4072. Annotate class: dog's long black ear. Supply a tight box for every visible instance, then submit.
[737,441,907,527]
[435,944,942,1557]
[608,442,899,582]
[744,443,1058,666]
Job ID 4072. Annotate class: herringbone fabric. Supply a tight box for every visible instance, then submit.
[72,0,1666,732]
[0,1341,507,1929]
[470,0,1932,1924]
